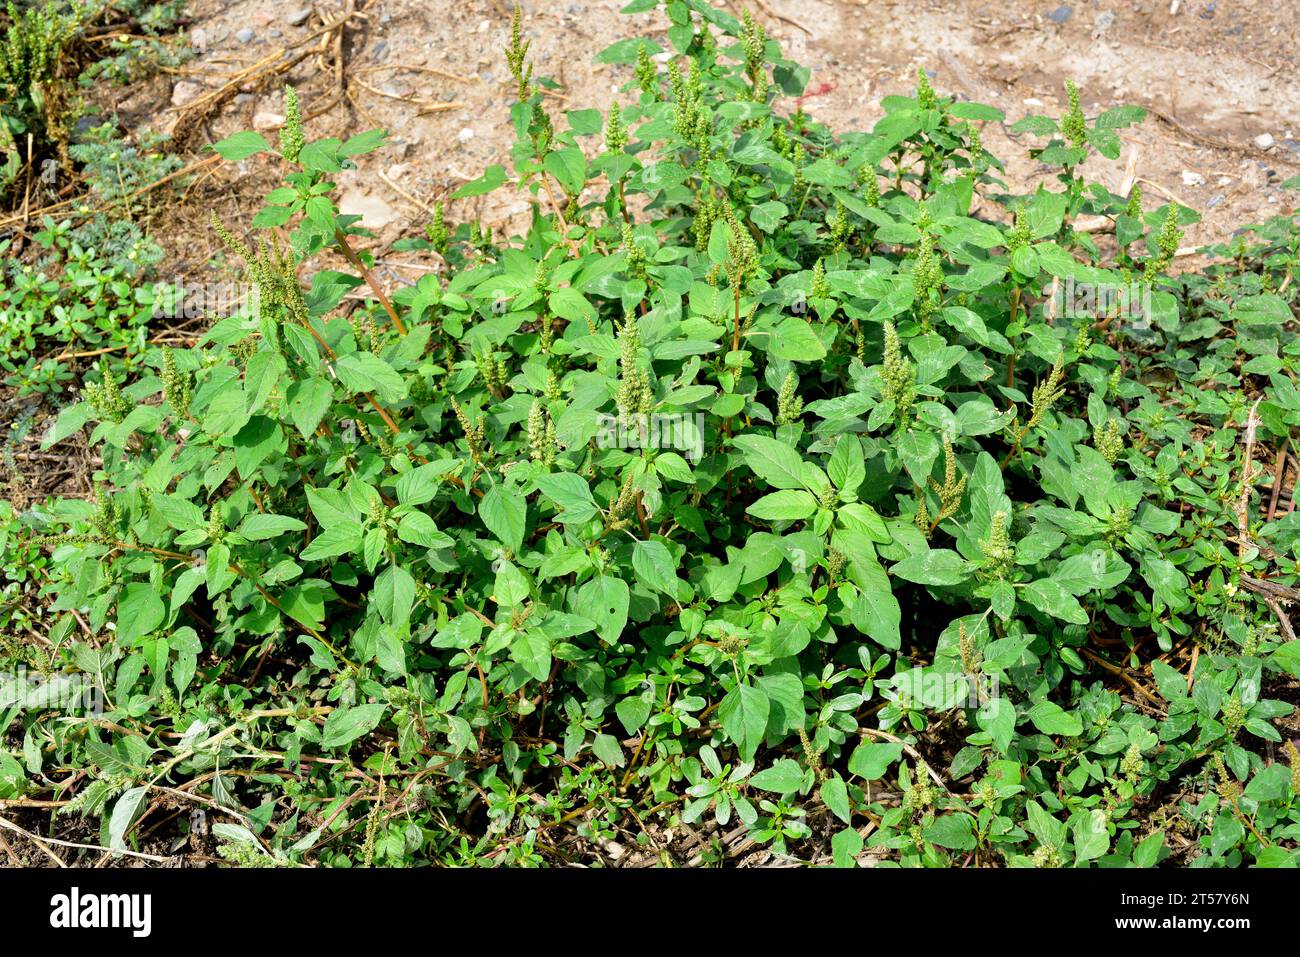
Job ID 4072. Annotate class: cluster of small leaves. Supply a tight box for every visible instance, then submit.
[6,1,1300,868]
[0,214,166,397]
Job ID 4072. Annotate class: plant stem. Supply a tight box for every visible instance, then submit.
[1005,286,1022,389]
[334,228,406,335]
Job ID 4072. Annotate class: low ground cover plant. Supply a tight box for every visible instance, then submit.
[0,2,189,402]
[4,1,1300,867]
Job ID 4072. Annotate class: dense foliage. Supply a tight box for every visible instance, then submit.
[6,1,1300,867]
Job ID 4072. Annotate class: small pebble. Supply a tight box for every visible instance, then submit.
[1254,133,1275,151]
[1046,5,1073,23]
[285,8,310,26]
[1181,170,1205,187]
[1206,193,1224,208]
[236,27,255,43]
[171,80,203,108]
[457,127,475,143]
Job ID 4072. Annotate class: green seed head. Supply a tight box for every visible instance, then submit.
[1062,79,1086,149]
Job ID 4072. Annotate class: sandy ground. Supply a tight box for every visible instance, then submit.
[119,0,1300,273]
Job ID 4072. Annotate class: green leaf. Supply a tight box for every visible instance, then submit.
[451,164,506,198]
[1025,800,1066,849]
[543,148,587,195]
[341,128,387,156]
[1027,700,1082,737]
[375,625,406,676]
[108,785,150,851]
[233,416,282,480]
[847,741,903,779]
[430,613,482,650]
[321,703,386,749]
[594,36,662,64]
[1021,579,1089,624]
[480,486,526,554]
[591,733,625,767]
[1244,763,1290,803]
[210,130,273,161]
[511,629,552,682]
[1210,812,1244,857]
[720,683,770,761]
[831,826,863,867]
[1139,556,1190,612]
[494,561,530,607]
[1232,294,1291,326]
[373,564,416,626]
[43,402,90,449]
[895,430,941,486]
[334,353,407,404]
[300,521,362,561]
[631,539,679,596]
[757,672,806,736]
[117,584,165,644]
[977,697,1016,754]
[746,489,818,521]
[395,460,458,506]
[1052,548,1130,594]
[396,511,449,549]
[1133,830,1165,868]
[846,557,900,649]
[287,378,333,439]
[750,757,804,794]
[767,317,826,361]
[573,576,630,644]
[820,774,852,825]
[1072,809,1110,862]
[1272,642,1300,680]
[924,814,975,850]
[827,435,865,496]
[891,549,971,586]
[0,753,26,798]
[238,514,308,540]
[549,288,596,325]
[731,434,808,490]
[536,473,598,524]
[615,695,651,734]
[299,137,344,173]
[751,200,787,233]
